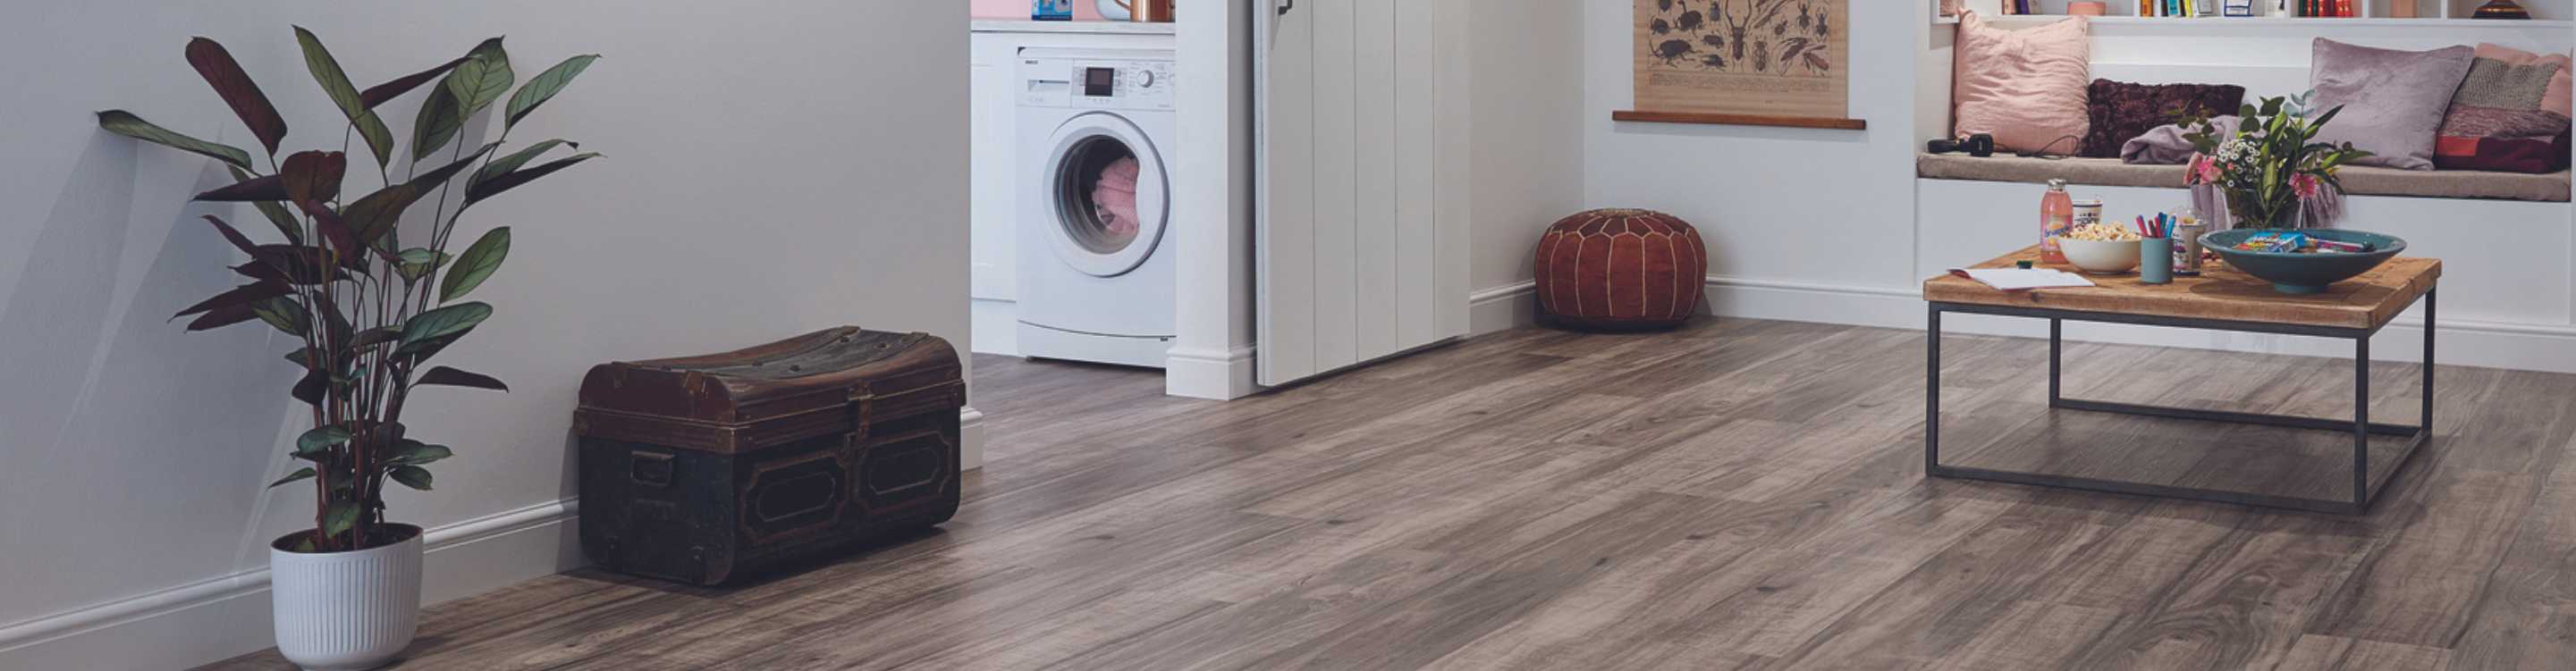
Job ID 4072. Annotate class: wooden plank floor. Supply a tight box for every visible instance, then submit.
[200,318,2576,670]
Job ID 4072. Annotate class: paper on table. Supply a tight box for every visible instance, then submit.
[1949,268,2097,290]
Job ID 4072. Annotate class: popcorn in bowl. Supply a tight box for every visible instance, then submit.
[2062,222,2141,242]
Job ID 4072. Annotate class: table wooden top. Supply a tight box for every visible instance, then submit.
[1922,245,2441,331]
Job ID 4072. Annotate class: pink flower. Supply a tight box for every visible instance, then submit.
[2292,172,2324,200]
[2189,154,2222,185]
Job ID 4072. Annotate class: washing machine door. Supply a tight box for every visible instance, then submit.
[1040,112,1170,278]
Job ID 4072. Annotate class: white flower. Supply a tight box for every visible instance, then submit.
[2216,138,2252,164]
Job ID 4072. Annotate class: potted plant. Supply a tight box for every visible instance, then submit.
[98,29,598,670]
[2183,93,2370,229]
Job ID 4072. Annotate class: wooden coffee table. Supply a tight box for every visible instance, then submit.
[1921,246,2441,514]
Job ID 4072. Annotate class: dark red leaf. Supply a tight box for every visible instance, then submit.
[343,145,494,247]
[232,262,289,283]
[197,214,261,256]
[280,151,346,205]
[414,145,491,188]
[184,38,287,155]
[195,174,286,202]
[465,152,595,205]
[299,200,359,260]
[416,365,507,391]
[311,290,352,345]
[291,367,327,407]
[359,56,470,109]
[172,281,291,321]
[250,245,362,285]
[186,302,261,331]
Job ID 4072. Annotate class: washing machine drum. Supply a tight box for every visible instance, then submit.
[1042,112,1170,278]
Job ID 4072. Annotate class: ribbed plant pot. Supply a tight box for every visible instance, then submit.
[269,524,423,671]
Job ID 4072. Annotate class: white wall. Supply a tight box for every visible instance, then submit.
[1461,0,1588,334]
[1168,0,1262,399]
[1580,1,1925,305]
[0,2,968,668]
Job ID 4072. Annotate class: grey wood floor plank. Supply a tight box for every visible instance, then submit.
[193,319,2576,671]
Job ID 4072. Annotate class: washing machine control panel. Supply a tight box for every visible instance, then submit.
[1021,58,1175,111]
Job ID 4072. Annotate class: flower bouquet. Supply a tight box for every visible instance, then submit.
[2183,93,2371,230]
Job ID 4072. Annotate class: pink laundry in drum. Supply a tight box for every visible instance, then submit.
[1091,157,1142,239]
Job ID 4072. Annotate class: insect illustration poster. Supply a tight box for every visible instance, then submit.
[1633,0,1848,122]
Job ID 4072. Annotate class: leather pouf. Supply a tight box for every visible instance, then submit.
[1533,208,1706,331]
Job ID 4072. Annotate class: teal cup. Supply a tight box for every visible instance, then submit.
[2140,237,2174,285]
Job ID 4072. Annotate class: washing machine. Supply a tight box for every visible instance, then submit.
[1016,47,1178,368]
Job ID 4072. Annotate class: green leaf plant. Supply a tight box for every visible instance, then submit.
[98,29,600,553]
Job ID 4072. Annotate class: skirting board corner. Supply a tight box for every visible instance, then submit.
[1167,345,1259,400]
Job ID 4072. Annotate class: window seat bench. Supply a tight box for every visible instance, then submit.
[1917,154,2572,204]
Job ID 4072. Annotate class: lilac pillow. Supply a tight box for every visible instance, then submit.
[2309,39,2477,171]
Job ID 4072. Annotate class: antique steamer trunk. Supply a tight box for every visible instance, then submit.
[574,327,963,585]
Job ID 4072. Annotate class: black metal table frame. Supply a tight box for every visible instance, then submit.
[1925,289,2435,515]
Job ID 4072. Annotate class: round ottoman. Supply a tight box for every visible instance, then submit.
[1532,208,1706,331]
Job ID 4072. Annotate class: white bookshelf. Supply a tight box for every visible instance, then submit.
[1938,0,2573,22]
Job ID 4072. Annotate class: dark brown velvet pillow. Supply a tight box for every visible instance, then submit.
[2080,80,2247,159]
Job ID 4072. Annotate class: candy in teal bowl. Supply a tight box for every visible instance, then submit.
[2199,229,2407,295]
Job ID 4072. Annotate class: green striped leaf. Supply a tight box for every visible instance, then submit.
[322,500,359,538]
[470,139,576,192]
[401,302,491,347]
[504,55,597,129]
[293,26,395,167]
[411,86,465,159]
[96,110,252,170]
[440,227,509,302]
[446,38,513,117]
[267,467,316,489]
[250,296,308,337]
[295,425,351,457]
[389,466,433,491]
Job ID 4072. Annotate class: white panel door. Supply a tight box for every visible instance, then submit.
[1256,0,1467,386]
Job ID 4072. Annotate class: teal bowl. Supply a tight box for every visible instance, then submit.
[2199,229,2407,295]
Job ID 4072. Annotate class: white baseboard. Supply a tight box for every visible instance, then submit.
[1470,275,2576,373]
[0,499,582,671]
[1470,281,1539,336]
[959,407,988,471]
[0,407,992,670]
[1166,345,1258,400]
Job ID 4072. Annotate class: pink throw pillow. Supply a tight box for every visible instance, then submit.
[1953,13,2092,155]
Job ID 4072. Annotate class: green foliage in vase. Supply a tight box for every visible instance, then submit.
[2182,93,2370,230]
[98,29,602,552]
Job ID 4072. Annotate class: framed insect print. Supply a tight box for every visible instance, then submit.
[1617,0,1864,130]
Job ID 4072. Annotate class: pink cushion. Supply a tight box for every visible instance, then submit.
[1952,13,2092,155]
[2475,44,2572,117]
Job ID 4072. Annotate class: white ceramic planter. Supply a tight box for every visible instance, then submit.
[269,525,424,671]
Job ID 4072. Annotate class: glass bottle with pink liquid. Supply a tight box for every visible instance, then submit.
[2039,179,2073,264]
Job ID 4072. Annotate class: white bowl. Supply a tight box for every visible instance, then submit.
[2055,237,2141,275]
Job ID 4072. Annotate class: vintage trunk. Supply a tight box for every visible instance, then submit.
[573,327,963,585]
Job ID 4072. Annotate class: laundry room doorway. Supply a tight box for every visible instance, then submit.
[966,18,1184,376]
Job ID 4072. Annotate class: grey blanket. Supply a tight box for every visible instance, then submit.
[2121,115,2242,164]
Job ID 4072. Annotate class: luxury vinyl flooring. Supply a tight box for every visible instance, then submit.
[201,318,2576,670]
